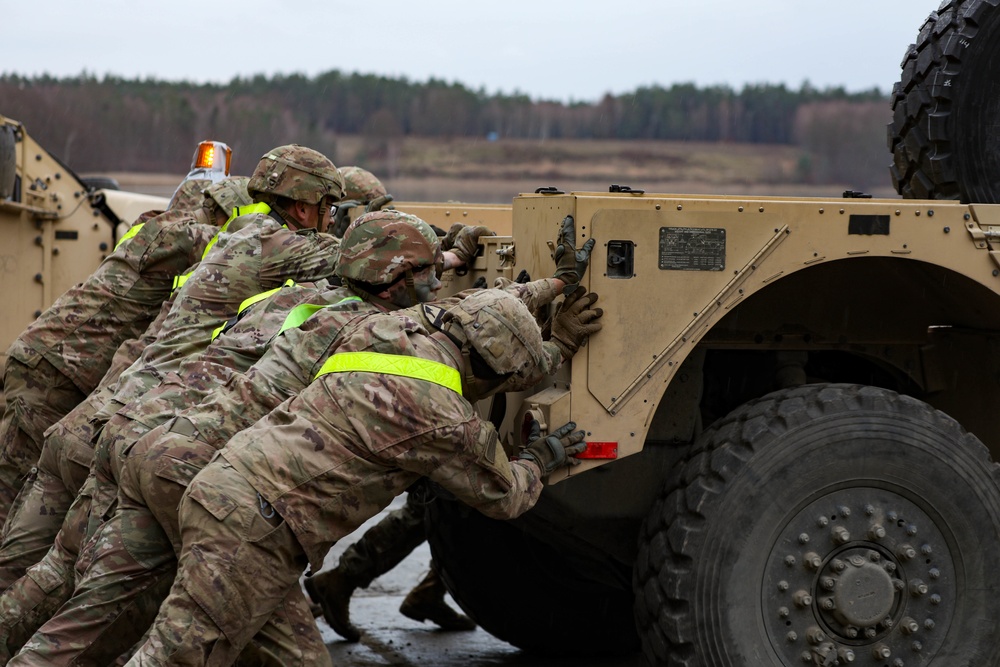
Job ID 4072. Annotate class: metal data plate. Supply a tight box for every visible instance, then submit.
[658,227,726,271]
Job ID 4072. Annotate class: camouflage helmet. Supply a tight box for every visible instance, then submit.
[335,210,441,285]
[247,145,345,205]
[339,166,388,203]
[167,178,212,212]
[202,176,252,218]
[444,290,546,384]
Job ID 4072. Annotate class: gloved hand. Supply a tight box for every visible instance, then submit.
[550,286,603,359]
[551,215,596,285]
[331,200,360,238]
[516,420,587,475]
[365,193,394,212]
[443,224,495,264]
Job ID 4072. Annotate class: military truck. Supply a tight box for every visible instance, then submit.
[4,0,999,663]
[421,1,1000,666]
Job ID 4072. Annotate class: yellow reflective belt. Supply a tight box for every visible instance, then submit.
[314,351,463,396]
[210,279,295,340]
[277,297,363,335]
[114,223,144,250]
[174,202,273,294]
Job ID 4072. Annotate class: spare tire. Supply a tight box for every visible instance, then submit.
[888,0,1000,202]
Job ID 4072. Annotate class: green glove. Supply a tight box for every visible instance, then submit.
[365,193,394,212]
[331,200,360,238]
[443,224,495,264]
[552,215,596,285]
[550,286,603,359]
[517,420,587,475]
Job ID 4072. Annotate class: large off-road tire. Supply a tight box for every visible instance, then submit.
[888,0,1000,202]
[426,497,639,656]
[633,383,1000,666]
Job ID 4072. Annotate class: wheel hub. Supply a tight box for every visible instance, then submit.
[763,489,953,666]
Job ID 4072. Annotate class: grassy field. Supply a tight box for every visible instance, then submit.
[107,136,901,203]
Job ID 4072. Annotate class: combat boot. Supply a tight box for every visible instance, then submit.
[304,569,362,642]
[399,569,476,631]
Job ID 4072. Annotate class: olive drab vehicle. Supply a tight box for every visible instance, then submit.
[417,1,1000,666]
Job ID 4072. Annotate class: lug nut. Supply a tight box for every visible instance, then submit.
[821,577,836,590]
[821,597,836,610]
[806,626,826,644]
[832,559,846,573]
[869,524,886,540]
[898,544,917,560]
[872,643,891,659]
[909,580,928,596]
[900,617,919,634]
[832,526,851,544]
[864,627,878,639]
[794,590,813,608]
[804,552,822,570]
[843,626,859,639]
[838,647,856,663]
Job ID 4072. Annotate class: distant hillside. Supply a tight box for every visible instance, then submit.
[2,72,895,196]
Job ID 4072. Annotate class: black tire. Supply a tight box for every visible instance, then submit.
[633,383,1000,666]
[426,496,640,656]
[888,0,1000,202]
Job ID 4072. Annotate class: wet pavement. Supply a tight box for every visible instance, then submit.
[307,496,643,667]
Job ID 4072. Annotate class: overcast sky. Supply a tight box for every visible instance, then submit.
[3,1,937,102]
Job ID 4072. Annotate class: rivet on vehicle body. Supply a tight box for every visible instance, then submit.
[928,210,935,217]
[909,580,928,596]
[677,204,682,211]
[739,206,744,212]
[872,644,891,659]
[819,208,825,214]
[655,204,661,210]
[759,206,765,213]
[964,213,971,220]
[839,209,845,214]
[944,226,950,233]
[896,210,902,216]
[915,210,921,216]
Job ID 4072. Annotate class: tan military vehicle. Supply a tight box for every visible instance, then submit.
[420,1,1000,666]
[4,0,999,663]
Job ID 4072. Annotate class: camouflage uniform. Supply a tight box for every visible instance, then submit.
[13,278,560,666]
[0,208,221,523]
[0,177,254,589]
[121,291,559,666]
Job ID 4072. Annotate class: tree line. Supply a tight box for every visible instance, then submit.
[0,71,892,187]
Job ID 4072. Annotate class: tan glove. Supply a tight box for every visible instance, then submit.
[550,286,603,359]
[443,224,495,264]
[551,215,596,285]
[365,193,394,212]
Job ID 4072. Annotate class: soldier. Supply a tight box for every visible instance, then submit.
[0,175,250,530]
[120,287,602,666]
[331,166,393,237]
[1,211,494,665]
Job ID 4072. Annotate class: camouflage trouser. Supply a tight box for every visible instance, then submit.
[121,459,329,667]
[0,386,107,593]
[0,358,86,523]
[335,487,426,588]
[0,476,94,664]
